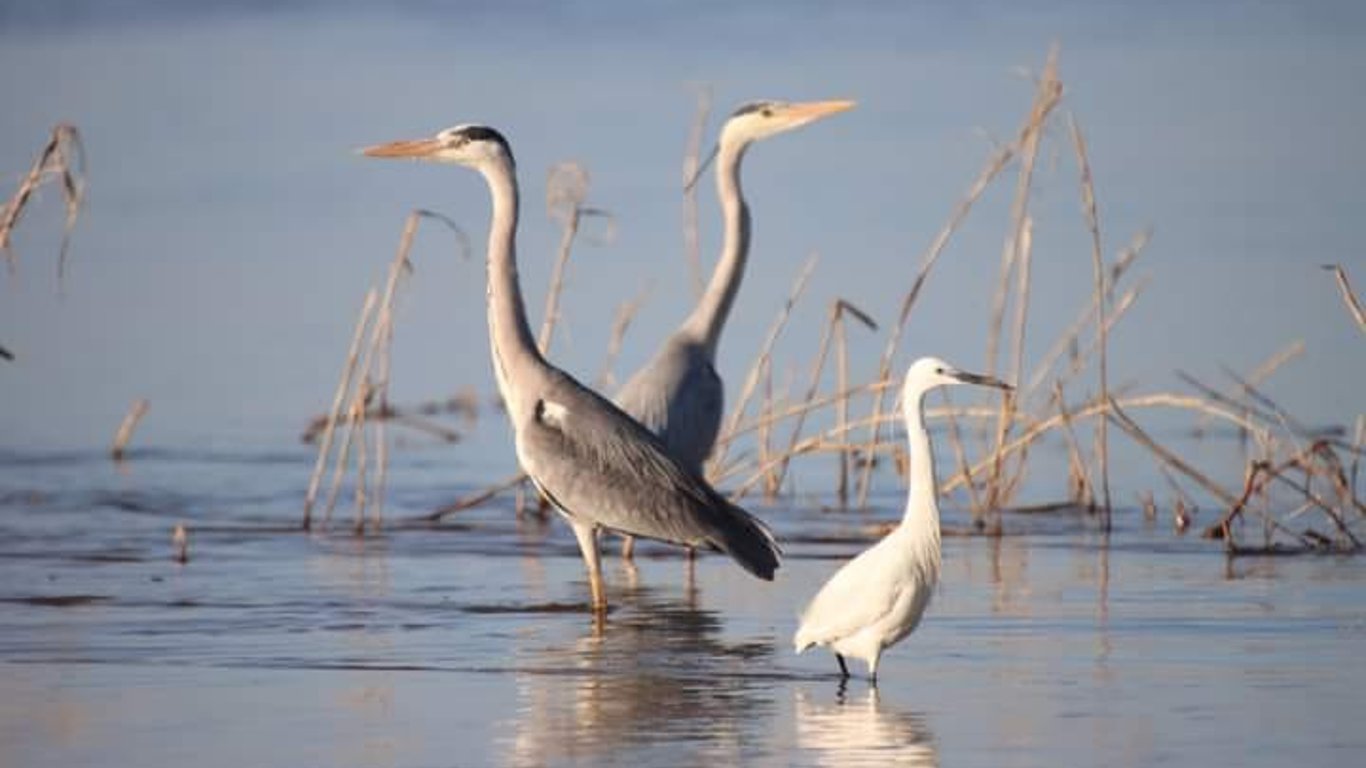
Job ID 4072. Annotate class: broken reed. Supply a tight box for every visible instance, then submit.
[303,210,463,532]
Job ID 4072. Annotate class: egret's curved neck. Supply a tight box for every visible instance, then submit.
[902,386,942,544]
[480,158,542,425]
[681,139,751,358]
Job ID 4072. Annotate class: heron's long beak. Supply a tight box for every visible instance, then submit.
[361,137,443,158]
[781,99,857,124]
[953,370,1014,391]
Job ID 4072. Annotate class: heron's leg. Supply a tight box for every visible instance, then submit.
[620,534,636,560]
[570,521,607,613]
[835,653,850,680]
[868,654,880,686]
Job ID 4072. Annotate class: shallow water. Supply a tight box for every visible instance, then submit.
[2,448,1363,767]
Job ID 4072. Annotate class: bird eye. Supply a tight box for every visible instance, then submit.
[761,108,774,118]
[935,367,945,374]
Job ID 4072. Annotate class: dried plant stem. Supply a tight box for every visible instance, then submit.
[595,284,651,391]
[1052,381,1093,505]
[1068,112,1113,528]
[110,398,151,460]
[682,84,712,298]
[1,123,86,281]
[709,254,818,475]
[771,300,876,500]
[1022,231,1149,398]
[855,48,1063,509]
[1107,399,1237,507]
[426,472,528,521]
[353,380,370,533]
[1323,264,1366,333]
[304,289,378,529]
[986,213,1036,512]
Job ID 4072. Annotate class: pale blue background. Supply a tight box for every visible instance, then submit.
[1,1,1362,453]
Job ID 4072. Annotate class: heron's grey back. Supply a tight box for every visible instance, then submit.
[612,337,723,475]
[519,369,777,579]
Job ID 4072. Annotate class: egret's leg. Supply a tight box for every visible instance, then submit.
[571,521,607,613]
[868,653,880,685]
[835,653,850,679]
[620,534,636,560]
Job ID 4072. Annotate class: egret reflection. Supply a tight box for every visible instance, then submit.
[795,687,938,767]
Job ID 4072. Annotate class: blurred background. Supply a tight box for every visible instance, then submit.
[1,0,1360,457]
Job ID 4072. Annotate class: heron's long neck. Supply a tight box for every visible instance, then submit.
[681,141,751,358]
[902,387,942,545]
[481,159,542,425]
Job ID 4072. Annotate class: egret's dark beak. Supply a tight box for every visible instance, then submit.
[953,370,1013,391]
[360,138,443,159]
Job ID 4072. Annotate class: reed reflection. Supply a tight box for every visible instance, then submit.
[794,687,938,767]
[502,584,774,766]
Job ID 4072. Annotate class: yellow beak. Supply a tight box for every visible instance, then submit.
[360,137,443,158]
[783,99,857,122]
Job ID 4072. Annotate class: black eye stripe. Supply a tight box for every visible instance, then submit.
[731,101,778,118]
[446,125,516,165]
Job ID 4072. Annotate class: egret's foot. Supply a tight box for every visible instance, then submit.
[835,653,850,680]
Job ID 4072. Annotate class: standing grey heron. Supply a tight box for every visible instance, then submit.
[794,357,1011,681]
[613,99,855,558]
[362,124,780,612]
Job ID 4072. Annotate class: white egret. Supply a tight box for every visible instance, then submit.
[794,357,1011,680]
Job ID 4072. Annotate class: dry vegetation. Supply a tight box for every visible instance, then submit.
[309,47,1363,555]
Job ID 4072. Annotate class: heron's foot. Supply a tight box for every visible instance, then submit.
[620,535,635,561]
[835,653,850,680]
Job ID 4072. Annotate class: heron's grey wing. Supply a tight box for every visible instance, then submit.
[614,338,723,474]
[794,540,904,647]
[521,371,778,579]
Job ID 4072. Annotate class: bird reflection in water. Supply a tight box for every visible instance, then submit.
[502,584,774,765]
[795,687,938,767]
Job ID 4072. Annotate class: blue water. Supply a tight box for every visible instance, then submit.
[1,445,1363,767]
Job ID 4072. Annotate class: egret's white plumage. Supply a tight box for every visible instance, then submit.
[794,357,1011,680]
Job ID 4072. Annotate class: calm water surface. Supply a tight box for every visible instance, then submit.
[1,447,1362,767]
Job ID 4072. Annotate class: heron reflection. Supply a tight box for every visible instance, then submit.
[501,585,774,766]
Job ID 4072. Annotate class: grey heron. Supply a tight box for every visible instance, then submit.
[362,125,781,612]
[613,99,855,558]
[793,357,1011,681]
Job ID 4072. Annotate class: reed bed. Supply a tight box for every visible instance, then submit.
[311,45,1362,556]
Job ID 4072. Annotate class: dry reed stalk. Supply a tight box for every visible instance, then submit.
[372,311,395,532]
[1201,447,1357,552]
[1022,237,1148,399]
[682,84,712,298]
[1057,277,1148,386]
[758,360,776,497]
[426,472,528,521]
[854,47,1064,509]
[1323,264,1366,333]
[985,212,1038,512]
[939,392,1267,496]
[1107,398,1237,507]
[771,299,877,501]
[353,379,370,533]
[942,389,985,516]
[302,404,461,444]
[1052,381,1094,505]
[709,254,818,475]
[1,123,86,281]
[1068,112,1113,528]
[595,284,652,391]
[110,398,150,460]
[172,523,189,564]
[304,289,378,529]
[1187,340,1303,440]
[539,163,616,355]
[985,47,1058,384]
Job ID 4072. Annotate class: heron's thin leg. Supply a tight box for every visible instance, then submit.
[868,655,879,686]
[570,521,607,613]
[835,653,850,680]
[620,534,635,561]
